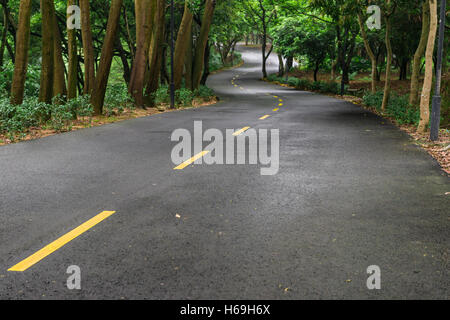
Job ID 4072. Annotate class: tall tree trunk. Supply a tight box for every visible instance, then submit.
[357,11,377,93]
[418,0,438,133]
[79,0,95,95]
[52,6,67,99]
[184,24,193,90]
[39,0,55,104]
[129,0,157,107]
[90,0,123,115]
[277,53,284,76]
[0,7,8,67]
[10,0,31,105]
[200,41,210,85]
[192,0,215,90]
[410,1,430,107]
[381,1,393,112]
[174,1,193,90]
[145,0,165,101]
[67,0,78,100]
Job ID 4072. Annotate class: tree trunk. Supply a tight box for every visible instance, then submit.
[410,1,430,107]
[79,0,95,95]
[10,0,31,105]
[418,0,437,133]
[192,0,215,90]
[314,61,320,82]
[90,0,123,115]
[277,53,284,76]
[145,0,165,102]
[52,6,67,99]
[39,0,55,104]
[184,25,193,90]
[129,0,157,107]
[174,1,193,90]
[357,11,377,93]
[381,1,393,112]
[0,7,8,67]
[67,0,78,100]
[200,41,210,85]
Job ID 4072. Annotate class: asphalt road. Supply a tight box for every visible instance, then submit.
[0,46,448,299]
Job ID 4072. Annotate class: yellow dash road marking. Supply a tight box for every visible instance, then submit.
[233,127,251,136]
[259,115,270,120]
[273,96,278,98]
[8,211,116,272]
[273,108,279,112]
[174,151,210,170]
[279,99,283,102]
[279,103,283,106]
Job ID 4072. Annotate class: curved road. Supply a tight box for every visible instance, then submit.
[0,46,448,299]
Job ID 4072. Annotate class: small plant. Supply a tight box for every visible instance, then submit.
[176,88,194,107]
[194,85,214,101]
[153,85,170,105]
[104,83,133,116]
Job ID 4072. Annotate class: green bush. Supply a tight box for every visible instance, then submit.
[194,85,214,100]
[66,95,93,118]
[104,83,134,116]
[363,91,420,125]
[176,88,193,107]
[153,85,170,105]
[0,97,49,137]
[287,77,301,87]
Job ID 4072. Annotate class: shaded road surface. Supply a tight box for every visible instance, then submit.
[0,46,448,299]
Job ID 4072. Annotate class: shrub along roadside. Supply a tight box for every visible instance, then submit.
[0,84,216,143]
[363,91,421,125]
[266,74,345,95]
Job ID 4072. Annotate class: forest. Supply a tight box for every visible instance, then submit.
[0,0,448,143]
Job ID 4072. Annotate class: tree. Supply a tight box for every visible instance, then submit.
[146,0,166,100]
[67,0,78,100]
[39,0,55,104]
[356,3,378,93]
[418,0,438,132]
[174,0,193,90]
[129,0,157,107]
[410,0,430,107]
[243,0,276,78]
[90,0,124,115]
[381,0,395,112]
[192,0,216,89]
[10,0,32,105]
[79,0,95,95]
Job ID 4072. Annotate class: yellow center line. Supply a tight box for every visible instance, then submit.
[259,115,270,120]
[233,126,251,136]
[279,99,283,102]
[174,151,209,170]
[273,108,279,112]
[8,211,116,272]
[273,96,278,98]
[279,103,283,106]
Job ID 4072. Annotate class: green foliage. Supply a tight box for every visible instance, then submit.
[194,85,215,100]
[0,62,41,98]
[268,74,342,94]
[363,91,420,125]
[176,88,194,107]
[153,86,170,105]
[0,97,49,138]
[104,83,134,116]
